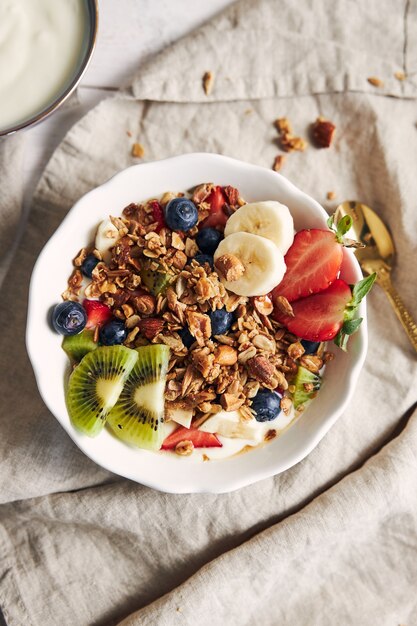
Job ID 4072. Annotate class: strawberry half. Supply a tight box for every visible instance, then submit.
[272,229,344,303]
[201,186,228,229]
[83,299,113,329]
[150,200,165,232]
[273,279,352,341]
[161,426,222,450]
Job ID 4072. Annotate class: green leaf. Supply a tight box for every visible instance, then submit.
[327,214,335,230]
[334,329,350,351]
[336,214,353,239]
[351,273,377,307]
[342,318,363,335]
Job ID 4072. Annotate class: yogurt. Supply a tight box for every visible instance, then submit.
[0,0,88,132]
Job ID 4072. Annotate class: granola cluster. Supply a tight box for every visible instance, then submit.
[63,183,328,434]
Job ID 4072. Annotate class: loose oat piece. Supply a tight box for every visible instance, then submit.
[327,191,336,200]
[367,77,384,88]
[272,155,285,172]
[312,117,336,149]
[131,142,145,158]
[394,71,406,81]
[203,71,214,95]
[274,295,294,318]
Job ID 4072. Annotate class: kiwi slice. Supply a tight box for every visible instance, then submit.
[140,262,172,295]
[292,365,322,409]
[107,344,170,450]
[62,330,98,363]
[66,346,138,437]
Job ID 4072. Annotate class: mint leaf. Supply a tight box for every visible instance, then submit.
[351,273,377,307]
[342,318,363,335]
[327,214,335,230]
[336,214,353,239]
[334,329,349,351]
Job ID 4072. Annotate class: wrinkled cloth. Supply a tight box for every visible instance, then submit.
[1,0,417,625]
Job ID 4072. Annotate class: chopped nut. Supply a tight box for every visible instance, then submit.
[367,76,384,87]
[214,345,238,365]
[186,310,212,346]
[253,295,273,316]
[133,294,156,315]
[131,142,145,158]
[121,303,135,318]
[280,134,307,152]
[192,350,214,378]
[202,71,214,95]
[274,117,292,134]
[220,393,245,412]
[272,155,285,172]
[138,318,164,340]
[73,248,88,267]
[202,454,210,462]
[287,341,305,360]
[327,191,336,201]
[175,440,194,456]
[172,250,188,270]
[323,351,334,364]
[246,356,277,387]
[394,71,406,81]
[280,396,292,415]
[303,382,314,392]
[274,295,294,317]
[312,117,336,149]
[264,429,277,441]
[215,254,245,282]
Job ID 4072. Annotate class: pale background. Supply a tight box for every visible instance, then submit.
[23,0,236,209]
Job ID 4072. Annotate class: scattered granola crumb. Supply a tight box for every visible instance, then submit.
[280,134,307,153]
[244,108,253,115]
[126,130,132,137]
[175,440,194,456]
[327,191,336,200]
[312,117,336,148]
[367,76,384,88]
[264,429,277,441]
[272,155,285,172]
[203,71,214,95]
[274,117,292,134]
[202,454,210,462]
[131,142,145,158]
[394,71,406,81]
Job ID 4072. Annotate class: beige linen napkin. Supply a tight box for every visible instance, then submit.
[1,1,417,624]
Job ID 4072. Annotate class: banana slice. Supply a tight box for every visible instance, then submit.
[95,218,119,261]
[199,410,264,443]
[224,201,294,254]
[213,232,286,296]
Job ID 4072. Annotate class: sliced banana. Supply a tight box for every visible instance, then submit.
[213,232,286,296]
[95,217,119,262]
[224,201,294,254]
[199,410,264,443]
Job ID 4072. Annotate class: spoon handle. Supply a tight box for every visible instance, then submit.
[376,268,417,353]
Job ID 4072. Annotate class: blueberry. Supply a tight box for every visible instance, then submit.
[196,228,223,255]
[99,320,127,346]
[164,197,198,231]
[194,253,214,269]
[179,327,195,348]
[252,390,282,422]
[52,301,87,336]
[301,340,321,355]
[209,308,234,336]
[81,254,99,278]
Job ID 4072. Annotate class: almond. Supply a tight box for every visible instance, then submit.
[138,318,164,340]
[246,356,276,387]
[215,254,245,282]
[214,345,238,365]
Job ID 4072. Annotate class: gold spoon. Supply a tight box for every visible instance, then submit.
[335,201,417,353]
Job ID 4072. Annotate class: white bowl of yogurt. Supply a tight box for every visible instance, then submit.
[0,0,97,136]
[26,153,368,493]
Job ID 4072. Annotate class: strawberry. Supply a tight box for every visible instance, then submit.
[273,274,376,348]
[150,200,165,232]
[272,229,343,303]
[161,426,222,450]
[201,186,228,229]
[83,299,113,329]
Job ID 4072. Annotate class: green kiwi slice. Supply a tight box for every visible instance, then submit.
[140,262,172,295]
[66,346,138,437]
[62,330,98,363]
[292,365,321,409]
[107,344,170,450]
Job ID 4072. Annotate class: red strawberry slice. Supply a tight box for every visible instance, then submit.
[83,299,113,329]
[272,229,343,303]
[201,186,228,229]
[161,426,222,450]
[150,201,165,232]
[273,279,352,341]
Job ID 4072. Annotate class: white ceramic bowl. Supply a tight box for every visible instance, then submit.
[26,153,367,493]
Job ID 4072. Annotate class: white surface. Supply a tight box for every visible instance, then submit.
[22,0,236,208]
[26,153,367,493]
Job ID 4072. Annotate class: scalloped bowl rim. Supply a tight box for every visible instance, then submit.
[26,153,367,493]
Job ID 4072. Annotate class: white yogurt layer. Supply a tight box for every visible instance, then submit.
[0,0,88,131]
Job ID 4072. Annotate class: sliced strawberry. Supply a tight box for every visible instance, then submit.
[272,229,343,303]
[161,426,222,450]
[83,299,113,329]
[201,186,228,229]
[273,279,352,341]
[150,200,165,232]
